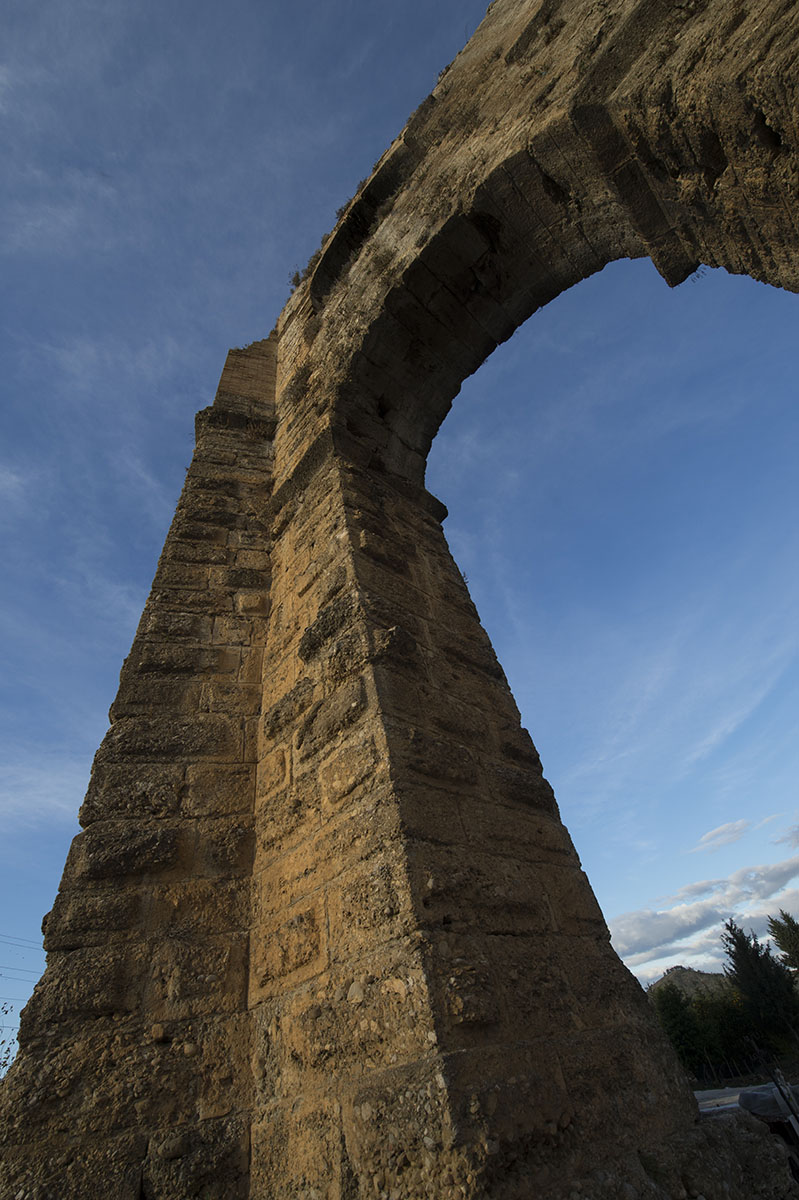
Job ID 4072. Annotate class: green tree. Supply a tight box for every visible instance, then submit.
[650,982,701,1071]
[691,988,751,1072]
[721,917,799,1049]
[768,909,799,973]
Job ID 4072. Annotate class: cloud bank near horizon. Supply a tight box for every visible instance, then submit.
[611,846,799,983]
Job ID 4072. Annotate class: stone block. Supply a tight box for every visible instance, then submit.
[250,903,326,998]
[143,1115,249,1200]
[370,663,422,721]
[183,762,253,816]
[298,593,356,661]
[140,609,214,642]
[234,590,269,616]
[232,548,271,570]
[237,645,264,682]
[109,677,201,719]
[80,762,184,824]
[261,676,316,740]
[24,945,134,1021]
[396,783,466,845]
[484,760,559,814]
[199,680,262,715]
[257,745,289,794]
[211,614,261,645]
[167,539,231,566]
[459,796,576,863]
[407,841,558,939]
[249,1098,346,1199]
[545,862,608,935]
[43,887,144,950]
[256,944,434,1091]
[327,853,409,963]
[95,713,242,763]
[193,817,254,876]
[318,730,382,808]
[147,878,249,936]
[146,933,248,1017]
[171,518,229,546]
[296,676,369,760]
[69,821,182,882]
[211,565,268,591]
[126,642,239,678]
[253,795,396,925]
[153,561,210,589]
[150,585,234,616]
[321,627,370,685]
[389,722,477,786]
[254,778,321,856]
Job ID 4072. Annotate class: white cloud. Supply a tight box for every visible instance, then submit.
[660,877,725,903]
[689,819,750,854]
[612,896,728,960]
[610,853,799,978]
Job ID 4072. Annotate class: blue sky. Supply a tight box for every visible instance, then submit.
[2,0,798,1057]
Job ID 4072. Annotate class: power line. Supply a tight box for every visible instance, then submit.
[0,941,44,954]
[0,965,40,975]
[0,933,42,947]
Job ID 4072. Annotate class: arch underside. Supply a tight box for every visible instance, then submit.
[2,1,799,1197]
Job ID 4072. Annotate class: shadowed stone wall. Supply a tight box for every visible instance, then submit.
[2,0,799,1196]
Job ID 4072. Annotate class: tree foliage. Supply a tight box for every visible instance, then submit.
[650,983,699,1070]
[650,911,799,1080]
[650,979,752,1077]
[722,917,799,1049]
[768,909,799,973]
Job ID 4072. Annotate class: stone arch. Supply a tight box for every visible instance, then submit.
[283,0,799,485]
[2,1,799,1197]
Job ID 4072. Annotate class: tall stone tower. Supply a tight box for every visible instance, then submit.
[3,0,799,1196]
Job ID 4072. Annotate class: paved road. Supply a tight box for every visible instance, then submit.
[694,1087,744,1112]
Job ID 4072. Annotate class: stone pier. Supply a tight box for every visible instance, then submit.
[3,0,799,1195]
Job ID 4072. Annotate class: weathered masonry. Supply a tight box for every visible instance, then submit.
[2,0,799,1196]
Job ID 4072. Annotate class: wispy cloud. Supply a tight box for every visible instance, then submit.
[683,650,794,767]
[36,330,195,399]
[0,465,32,504]
[689,819,750,854]
[0,463,47,533]
[774,823,799,849]
[0,758,86,829]
[0,64,12,114]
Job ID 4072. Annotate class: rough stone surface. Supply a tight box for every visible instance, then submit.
[3,1,799,1195]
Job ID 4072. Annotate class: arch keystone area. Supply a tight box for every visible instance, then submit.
[2,0,799,1196]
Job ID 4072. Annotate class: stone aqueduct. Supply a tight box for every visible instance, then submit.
[2,0,799,1196]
